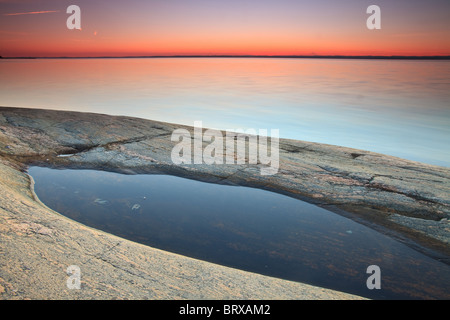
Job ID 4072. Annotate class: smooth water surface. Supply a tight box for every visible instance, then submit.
[29,166,450,299]
[1,58,449,167]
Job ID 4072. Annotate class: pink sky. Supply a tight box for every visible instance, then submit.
[0,0,449,57]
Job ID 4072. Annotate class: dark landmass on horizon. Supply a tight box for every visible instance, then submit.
[1,54,450,60]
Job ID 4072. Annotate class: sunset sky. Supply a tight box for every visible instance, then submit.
[1,0,449,57]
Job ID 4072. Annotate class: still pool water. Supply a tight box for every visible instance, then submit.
[29,166,450,299]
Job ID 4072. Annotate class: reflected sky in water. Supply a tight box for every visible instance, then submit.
[1,58,449,166]
[29,166,450,299]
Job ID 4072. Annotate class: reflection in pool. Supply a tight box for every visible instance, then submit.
[28,166,450,299]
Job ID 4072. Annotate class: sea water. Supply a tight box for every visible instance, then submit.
[1,57,449,166]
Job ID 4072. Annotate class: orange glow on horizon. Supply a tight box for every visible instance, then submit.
[0,1,449,58]
[2,29,449,58]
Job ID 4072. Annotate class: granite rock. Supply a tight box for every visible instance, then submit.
[0,106,449,299]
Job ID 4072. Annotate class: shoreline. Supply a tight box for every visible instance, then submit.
[1,106,449,299]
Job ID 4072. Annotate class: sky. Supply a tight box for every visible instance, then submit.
[0,0,449,57]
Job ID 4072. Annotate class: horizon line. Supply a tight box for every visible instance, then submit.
[1,54,450,60]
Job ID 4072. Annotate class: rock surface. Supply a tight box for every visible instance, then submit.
[1,160,366,300]
[1,106,449,299]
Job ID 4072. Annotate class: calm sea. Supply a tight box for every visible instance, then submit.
[1,58,449,166]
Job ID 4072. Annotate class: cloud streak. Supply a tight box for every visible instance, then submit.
[3,10,59,16]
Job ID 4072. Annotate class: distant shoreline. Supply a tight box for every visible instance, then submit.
[1,55,450,60]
